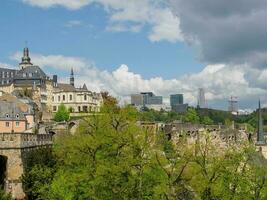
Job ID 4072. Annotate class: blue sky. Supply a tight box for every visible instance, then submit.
[1,0,267,110]
[0,0,203,79]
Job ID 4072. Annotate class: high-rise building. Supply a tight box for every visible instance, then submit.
[170,94,184,107]
[197,88,206,108]
[131,92,163,106]
[131,94,144,106]
[228,96,238,113]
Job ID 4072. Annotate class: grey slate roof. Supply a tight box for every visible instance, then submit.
[14,65,47,80]
[55,83,89,92]
[56,83,77,92]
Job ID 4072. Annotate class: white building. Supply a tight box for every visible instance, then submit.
[52,69,103,113]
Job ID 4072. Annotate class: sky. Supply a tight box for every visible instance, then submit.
[1,0,267,110]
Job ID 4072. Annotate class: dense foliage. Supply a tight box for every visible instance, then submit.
[54,104,70,122]
[0,190,11,200]
[138,107,263,132]
[22,104,267,200]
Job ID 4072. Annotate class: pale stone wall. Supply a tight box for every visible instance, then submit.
[2,149,24,199]
[46,81,53,113]
[0,133,53,199]
[0,84,14,94]
[25,115,34,129]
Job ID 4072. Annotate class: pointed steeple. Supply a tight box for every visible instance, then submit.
[19,45,33,69]
[82,83,88,90]
[70,68,75,87]
[257,100,265,145]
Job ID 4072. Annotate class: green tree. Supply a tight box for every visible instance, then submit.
[46,106,166,199]
[54,104,70,122]
[0,190,11,200]
[185,108,200,123]
[22,148,56,200]
[224,118,232,127]
[201,116,214,125]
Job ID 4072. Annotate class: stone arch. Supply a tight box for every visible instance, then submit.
[68,121,78,135]
[68,121,76,130]
[48,131,56,136]
[0,155,7,189]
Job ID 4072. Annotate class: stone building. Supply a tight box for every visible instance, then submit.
[52,69,103,113]
[0,47,53,112]
[0,94,37,133]
[0,47,103,116]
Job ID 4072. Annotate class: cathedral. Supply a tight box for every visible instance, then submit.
[0,47,103,118]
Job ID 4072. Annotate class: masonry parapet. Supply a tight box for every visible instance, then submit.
[0,133,53,149]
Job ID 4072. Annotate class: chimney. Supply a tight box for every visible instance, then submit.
[53,75,58,87]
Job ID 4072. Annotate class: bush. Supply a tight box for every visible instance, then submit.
[54,104,70,122]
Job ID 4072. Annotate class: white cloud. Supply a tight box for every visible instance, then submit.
[9,51,267,109]
[22,0,183,43]
[11,52,90,72]
[0,63,16,69]
[22,0,93,10]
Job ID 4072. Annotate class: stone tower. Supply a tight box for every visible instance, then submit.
[256,100,265,145]
[19,47,33,69]
[70,68,74,87]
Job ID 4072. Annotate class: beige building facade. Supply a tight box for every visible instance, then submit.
[52,83,102,113]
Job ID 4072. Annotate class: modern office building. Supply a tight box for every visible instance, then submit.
[131,92,163,106]
[131,94,144,106]
[170,94,187,113]
[170,94,184,107]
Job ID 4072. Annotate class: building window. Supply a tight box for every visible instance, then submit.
[16,122,20,127]
[58,96,60,102]
[63,95,65,101]
[5,114,9,118]
[83,106,88,112]
[69,95,72,101]
[84,94,87,101]
[29,73,32,77]
[5,122,9,127]
[16,114,19,119]
[53,106,57,112]
[52,96,54,102]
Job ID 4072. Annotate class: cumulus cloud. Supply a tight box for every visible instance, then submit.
[22,0,183,43]
[11,52,90,72]
[8,51,267,109]
[22,0,92,10]
[169,0,267,67]
[0,63,16,69]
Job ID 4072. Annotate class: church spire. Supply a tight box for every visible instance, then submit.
[257,100,265,145]
[19,45,33,69]
[70,68,74,87]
